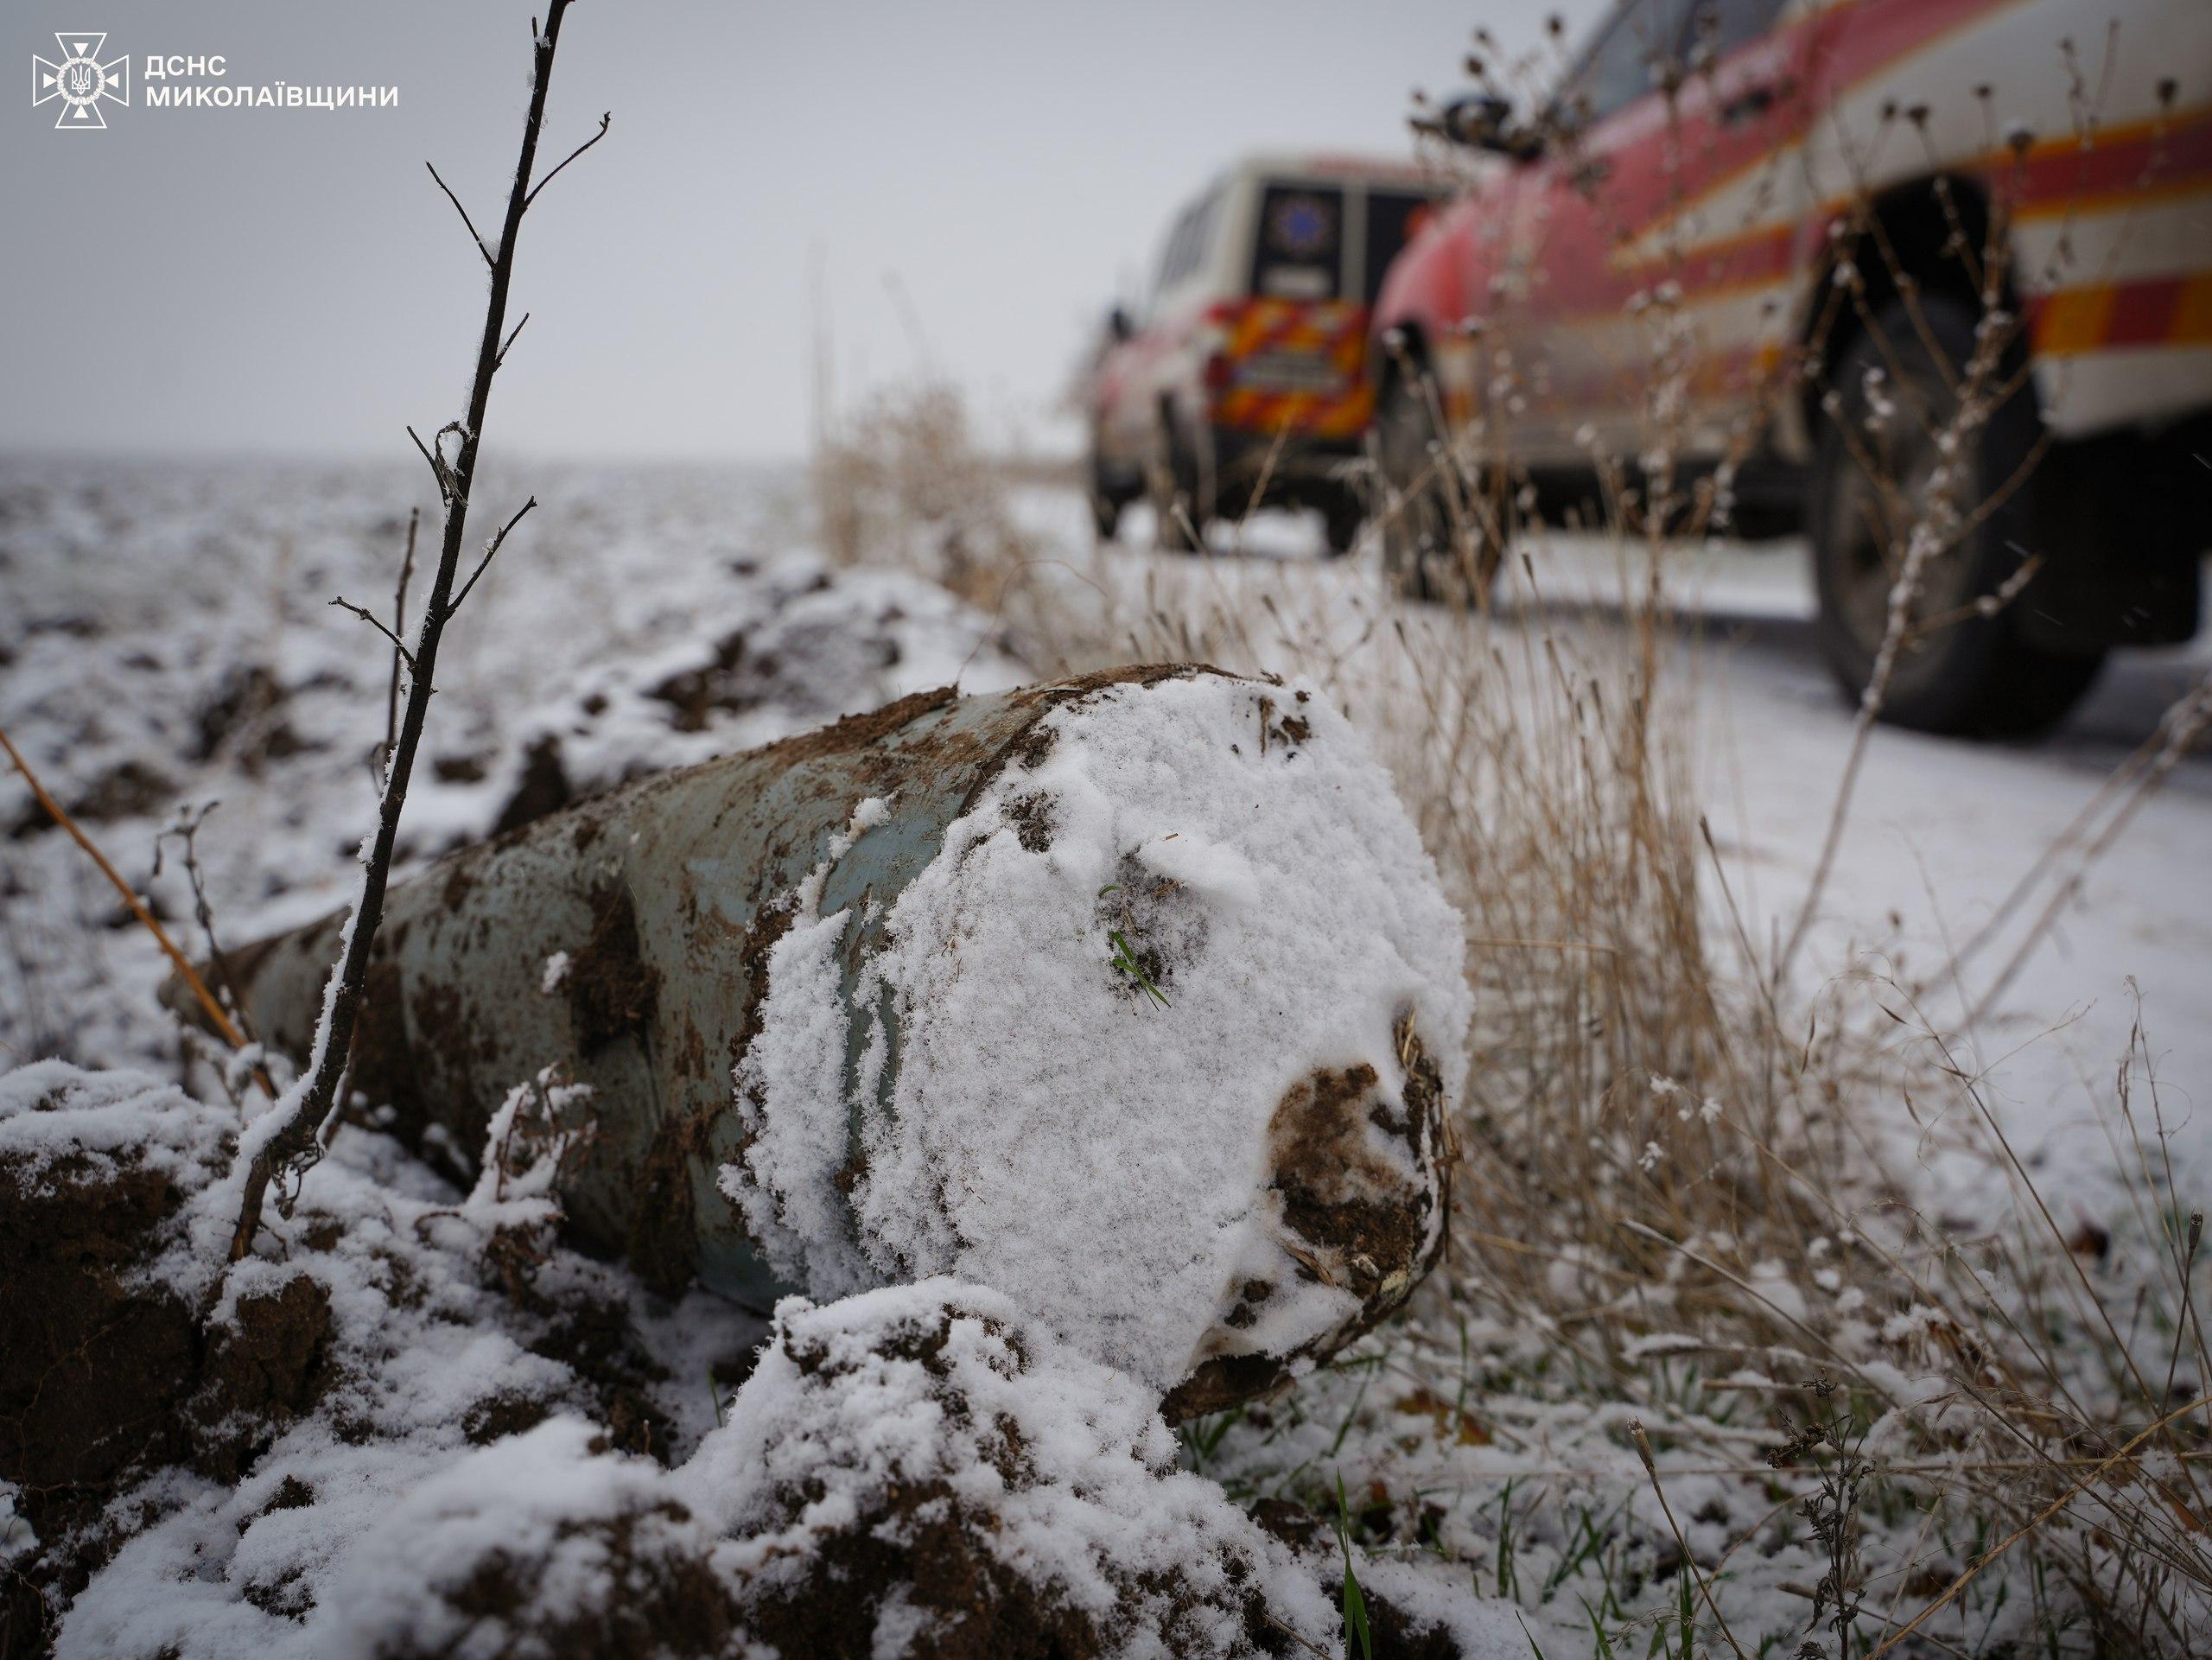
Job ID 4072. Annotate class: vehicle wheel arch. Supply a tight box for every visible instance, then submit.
[1799,172,2024,435]
[1372,320,1433,406]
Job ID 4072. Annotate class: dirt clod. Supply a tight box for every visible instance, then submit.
[192,1273,335,1479]
[527,1299,675,1463]
[491,733,574,836]
[382,1503,739,1660]
[0,1150,200,1542]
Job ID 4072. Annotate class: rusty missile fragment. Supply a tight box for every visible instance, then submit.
[208,665,1472,1414]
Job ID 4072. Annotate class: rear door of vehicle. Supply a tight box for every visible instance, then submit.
[1210,179,1360,442]
[1505,0,1810,469]
[1213,177,1437,445]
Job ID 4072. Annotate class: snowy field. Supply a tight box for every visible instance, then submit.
[1,457,1020,1069]
[14,454,2198,1172]
[4,454,2209,1656]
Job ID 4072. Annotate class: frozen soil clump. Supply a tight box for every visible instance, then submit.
[6,1062,755,1660]
[690,1280,1341,1658]
[331,1282,1502,1660]
[0,1064,231,1568]
[10,1072,1506,1658]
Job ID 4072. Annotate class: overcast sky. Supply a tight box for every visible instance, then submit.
[6,1,1603,461]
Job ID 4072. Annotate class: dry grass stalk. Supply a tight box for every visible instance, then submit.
[804,71,2212,1641]
[0,723,258,1067]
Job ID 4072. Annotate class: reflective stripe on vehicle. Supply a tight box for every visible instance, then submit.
[2032,270,2212,355]
[1210,298,1373,438]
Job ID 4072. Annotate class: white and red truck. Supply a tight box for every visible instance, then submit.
[1085,153,1441,553]
[1376,0,2211,732]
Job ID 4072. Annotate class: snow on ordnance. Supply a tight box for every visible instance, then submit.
[206,665,1471,1411]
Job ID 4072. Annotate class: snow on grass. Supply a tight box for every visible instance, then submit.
[10,453,2208,1655]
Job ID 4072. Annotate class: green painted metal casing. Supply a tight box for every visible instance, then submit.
[220,666,1220,1307]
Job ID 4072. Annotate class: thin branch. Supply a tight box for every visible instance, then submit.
[426,160,495,266]
[524,111,610,208]
[449,496,537,614]
[385,507,420,760]
[152,801,258,1048]
[328,596,416,668]
[227,0,597,1262]
[407,424,454,502]
[0,724,266,1083]
[496,310,531,368]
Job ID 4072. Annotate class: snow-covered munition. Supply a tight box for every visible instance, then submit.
[211,665,1471,1413]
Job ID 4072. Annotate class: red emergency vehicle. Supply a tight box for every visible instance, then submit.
[1376,0,2211,731]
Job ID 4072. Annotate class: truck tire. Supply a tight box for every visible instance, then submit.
[1374,374,1500,604]
[1322,490,1364,557]
[1809,295,2102,735]
[1148,413,1210,554]
[1087,454,1125,542]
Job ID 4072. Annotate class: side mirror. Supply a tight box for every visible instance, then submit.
[1108,305,1135,343]
[1415,92,1544,162]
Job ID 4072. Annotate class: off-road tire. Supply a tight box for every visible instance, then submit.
[1808,295,2102,735]
[1374,374,1501,604]
[1148,413,1211,555]
[1087,457,1126,542]
[1322,491,1364,557]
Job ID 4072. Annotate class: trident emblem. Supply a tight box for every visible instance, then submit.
[32,33,130,128]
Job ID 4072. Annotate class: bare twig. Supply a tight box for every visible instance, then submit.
[385,507,420,761]
[524,111,610,207]
[152,801,257,1046]
[450,495,537,614]
[226,0,604,1262]
[0,724,263,1075]
[327,597,417,669]
[425,160,495,266]
[496,310,531,368]
[407,424,457,504]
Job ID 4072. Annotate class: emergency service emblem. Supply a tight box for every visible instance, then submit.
[32,32,129,128]
[1268,194,1335,258]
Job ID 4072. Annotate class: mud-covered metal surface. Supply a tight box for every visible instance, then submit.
[1163,1015,1453,1420]
[205,666,1459,1412]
